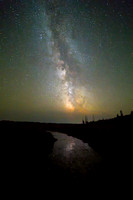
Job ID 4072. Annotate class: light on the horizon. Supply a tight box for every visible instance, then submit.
[65,99,75,111]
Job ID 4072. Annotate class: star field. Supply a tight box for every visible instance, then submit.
[0,0,133,123]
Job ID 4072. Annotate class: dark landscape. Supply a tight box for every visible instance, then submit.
[1,112,132,196]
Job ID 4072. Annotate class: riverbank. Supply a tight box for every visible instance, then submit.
[0,120,57,188]
[45,114,132,192]
[45,114,133,155]
[1,114,132,156]
[1,115,132,195]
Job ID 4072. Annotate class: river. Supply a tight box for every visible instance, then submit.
[49,132,102,183]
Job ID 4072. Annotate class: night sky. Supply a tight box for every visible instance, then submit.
[0,0,133,123]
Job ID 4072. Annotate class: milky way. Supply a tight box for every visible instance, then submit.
[0,0,133,122]
[41,4,90,113]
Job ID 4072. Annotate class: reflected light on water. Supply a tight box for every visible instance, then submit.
[66,141,75,151]
[50,132,101,177]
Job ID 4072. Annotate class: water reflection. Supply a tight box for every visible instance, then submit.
[66,140,75,151]
[49,132,101,177]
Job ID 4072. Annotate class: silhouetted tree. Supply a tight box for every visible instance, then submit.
[120,110,123,117]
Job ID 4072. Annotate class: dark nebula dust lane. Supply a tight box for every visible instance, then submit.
[0,0,133,122]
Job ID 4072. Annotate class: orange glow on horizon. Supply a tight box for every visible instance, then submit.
[65,100,75,112]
